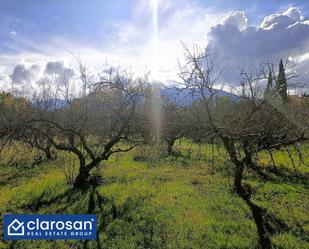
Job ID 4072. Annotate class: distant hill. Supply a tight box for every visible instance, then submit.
[34,98,68,110]
[33,87,238,110]
[160,86,238,105]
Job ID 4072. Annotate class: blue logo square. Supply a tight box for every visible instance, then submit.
[3,214,96,240]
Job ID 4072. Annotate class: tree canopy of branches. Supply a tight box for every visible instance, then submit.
[179,45,308,195]
[9,70,149,188]
[160,96,187,155]
[0,92,32,151]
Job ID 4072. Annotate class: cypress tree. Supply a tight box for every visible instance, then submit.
[276,59,288,103]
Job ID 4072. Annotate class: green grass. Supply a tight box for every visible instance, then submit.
[96,159,257,249]
[0,141,308,248]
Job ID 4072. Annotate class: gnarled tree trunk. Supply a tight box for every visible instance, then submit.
[73,156,103,189]
[73,168,91,189]
[73,157,92,189]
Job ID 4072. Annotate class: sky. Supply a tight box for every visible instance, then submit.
[0,0,309,93]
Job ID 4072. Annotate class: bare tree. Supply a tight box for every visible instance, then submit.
[160,96,187,155]
[179,44,309,249]
[24,135,53,160]
[23,69,148,188]
[179,44,308,193]
[0,92,32,152]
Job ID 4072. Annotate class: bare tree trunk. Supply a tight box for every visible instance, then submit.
[167,139,175,155]
[74,168,91,189]
[286,147,297,173]
[73,158,92,189]
[221,137,245,194]
[234,164,245,194]
[44,148,52,160]
[73,155,104,188]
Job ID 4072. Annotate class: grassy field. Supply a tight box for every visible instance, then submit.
[0,141,308,249]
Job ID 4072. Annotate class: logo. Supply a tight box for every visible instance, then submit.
[3,214,96,240]
[7,219,24,236]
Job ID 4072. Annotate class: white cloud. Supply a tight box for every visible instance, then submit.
[209,7,309,58]
[222,11,248,31]
[0,4,309,92]
[0,73,11,91]
[10,30,17,36]
[11,63,40,85]
[108,2,225,82]
[207,6,309,88]
[0,1,225,87]
[45,61,66,75]
[260,7,304,29]
[45,60,74,78]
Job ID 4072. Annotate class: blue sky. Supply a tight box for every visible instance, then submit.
[1,0,308,50]
[0,0,309,91]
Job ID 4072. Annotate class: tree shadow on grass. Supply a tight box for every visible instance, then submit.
[249,163,309,186]
[17,188,77,212]
[238,184,309,249]
[11,179,307,249]
[10,183,162,249]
